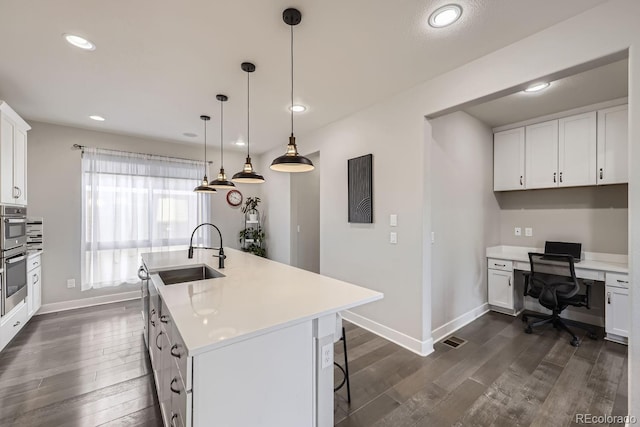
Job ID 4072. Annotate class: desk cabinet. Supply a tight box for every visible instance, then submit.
[488,268,514,311]
[605,272,629,341]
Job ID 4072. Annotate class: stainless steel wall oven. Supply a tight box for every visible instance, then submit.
[1,206,28,316]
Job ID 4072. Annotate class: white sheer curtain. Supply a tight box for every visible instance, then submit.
[81,148,211,290]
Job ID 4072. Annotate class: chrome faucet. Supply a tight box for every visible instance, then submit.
[188,223,226,269]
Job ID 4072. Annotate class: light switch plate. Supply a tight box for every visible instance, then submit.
[525,227,533,237]
[390,232,397,244]
[67,279,76,288]
[515,227,522,236]
[390,214,398,227]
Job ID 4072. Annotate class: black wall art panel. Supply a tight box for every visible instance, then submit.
[348,154,373,223]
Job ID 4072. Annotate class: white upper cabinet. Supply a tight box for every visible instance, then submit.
[0,101,30,206]
[558,111,597,187]
[597,104,628,185]
[525,120,558,189]
[493,127,525,191]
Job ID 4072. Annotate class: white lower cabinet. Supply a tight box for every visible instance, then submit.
[0,302,28,351]
[488,269,514,310]
[605,273,629,340]
[27,259,42,317]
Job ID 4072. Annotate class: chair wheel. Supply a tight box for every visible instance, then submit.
[570,338,580,347]
[524,326,532,334]
[521,315,528,323]
[588,332,598,340]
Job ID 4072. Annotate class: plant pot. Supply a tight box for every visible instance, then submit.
[249,214,258,222]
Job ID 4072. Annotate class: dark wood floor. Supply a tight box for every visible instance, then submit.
[0,302,628,427]
[335,312,628,427]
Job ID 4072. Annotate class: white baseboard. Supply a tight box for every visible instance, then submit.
[37,291,140,315]
[431,303,490,343]
[342,310,434,357]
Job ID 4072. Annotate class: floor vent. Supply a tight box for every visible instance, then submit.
[442,336,467,349]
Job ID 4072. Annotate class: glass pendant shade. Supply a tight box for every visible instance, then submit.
[209,95,236,189]
[194,114,217,194]
[270,136,314,172]
[232,156,265,183]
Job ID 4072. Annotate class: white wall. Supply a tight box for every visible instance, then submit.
[497,185,628,254]
[429,112,501,336]
[261,0,640,411]
[27,121,254,306]
[290,151,320,273]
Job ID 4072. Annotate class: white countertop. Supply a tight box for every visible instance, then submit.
[142,248,383,356]
[486,245,628,274]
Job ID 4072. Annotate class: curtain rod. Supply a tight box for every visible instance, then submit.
[71,144,213,164]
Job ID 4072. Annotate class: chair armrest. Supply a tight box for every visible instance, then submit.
[583,280,593,309]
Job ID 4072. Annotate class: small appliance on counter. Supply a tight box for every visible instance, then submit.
[26,217,43,252]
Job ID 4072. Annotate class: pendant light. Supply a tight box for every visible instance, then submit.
[208,94,236,189]
[194,115,217,193]
[232,62,265,184]
[270,8,314,173]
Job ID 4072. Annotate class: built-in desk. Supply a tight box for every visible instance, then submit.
[486,246,629,344]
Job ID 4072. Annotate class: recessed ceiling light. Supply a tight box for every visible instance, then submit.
[63,34,96,51]
[89,115,105,121]
[524,82,550,93]
[429,4,462,28]
[183,132,197,138]
[290,105,307,113]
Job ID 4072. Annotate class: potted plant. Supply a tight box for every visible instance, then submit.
[242,197,261,222]
[238,228,266,257]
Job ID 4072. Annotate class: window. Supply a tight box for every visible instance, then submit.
[81,148,211,290]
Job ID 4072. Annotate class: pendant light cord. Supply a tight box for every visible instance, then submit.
[247,69,251,157]
[220,100,224,167]
[203,118,207,176]
[290,23,294,137]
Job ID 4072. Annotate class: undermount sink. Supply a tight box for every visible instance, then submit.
[158,265,225,285]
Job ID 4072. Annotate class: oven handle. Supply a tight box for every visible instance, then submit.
[6,255,26,264]
[4,218,26,224]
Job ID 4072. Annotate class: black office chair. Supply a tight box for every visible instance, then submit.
[334,326,351,404]
[522,252,597,347]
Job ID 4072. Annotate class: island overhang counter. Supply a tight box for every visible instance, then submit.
[141,248,383,427]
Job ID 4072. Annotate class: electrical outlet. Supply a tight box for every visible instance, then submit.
[390,232,397,244]
[431,231,435,244]
[514,227,522,236]
[525,227,533,237]
[67,279,76,288]
[321,343,333,369]
[390,214,398,227]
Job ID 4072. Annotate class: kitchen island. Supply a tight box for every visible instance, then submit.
[141,248,383,427]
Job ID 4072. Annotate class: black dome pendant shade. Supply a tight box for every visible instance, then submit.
[208,94,236,189]
[270,8,314,173]
[194,115,217,194]
[232,62,265,184]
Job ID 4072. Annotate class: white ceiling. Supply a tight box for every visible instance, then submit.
[463,58,628,128]
[0,0,607,154]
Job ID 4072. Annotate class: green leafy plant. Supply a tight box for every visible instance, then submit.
[238,228,266,257]
[241,196,261,214]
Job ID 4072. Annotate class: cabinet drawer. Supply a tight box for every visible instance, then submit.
[171,321,191,391]
[1,302,28,350]
[27,254,41,272]
[170,358,192,427]
[487,259,513,271]
[606,272,629,289]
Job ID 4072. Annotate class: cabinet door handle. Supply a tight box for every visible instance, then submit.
[17,187,21,198]
[33,274,39,284]
[508,277,511,287]
[494,263,506,267]
[607,292,611,304]
[156,331,163,350]
[553,172,556,183]
[559,172,563,183]
[13,321,21,327]
[13,186,19,198]
[171,344,181,359]
[170,414,179,427]
[599,168,603,180]
[519,176,523,186]
[170,378,181,394]
[150,309,156,327]
[616,279,628,284]
[160,315,169,324]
